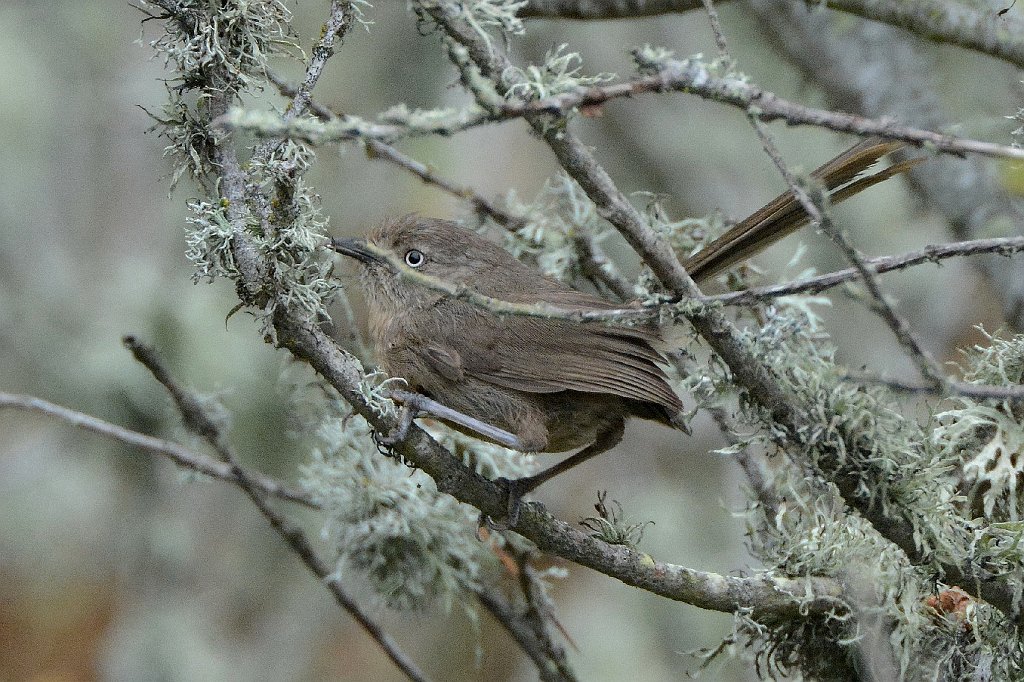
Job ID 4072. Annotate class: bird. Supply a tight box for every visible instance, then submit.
[330,137,918,519]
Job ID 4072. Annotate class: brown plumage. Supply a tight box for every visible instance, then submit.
[337,215,684,458]
[331,137,917,501]
[683,137,922,281]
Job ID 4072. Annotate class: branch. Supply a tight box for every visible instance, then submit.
[518,0,1024,70]
[0,390,314,507]
[499,61,1024,161]
[226,63,1024,163]
[710,236,1024,305]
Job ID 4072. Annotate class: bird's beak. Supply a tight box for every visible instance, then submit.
[329,236,379,265]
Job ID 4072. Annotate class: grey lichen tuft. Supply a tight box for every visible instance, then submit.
[301,409,502,613]
[447,0,527,48]
[579,492,652,548]
[496,173,611,284]
[185,199,240,282]
[182,143,341,331]
[145,0,296,93]
[696,305,1024,679]
[739,303,960,552]
[933,329,1024,521]
[429,426,538,481]
[1011,83,1024,148]
[505,44,613,102]
[145,98,218,192]
[640,193,725,260]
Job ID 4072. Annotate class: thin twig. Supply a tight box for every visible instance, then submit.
[475,587,578,682]
[0,390,314,507]
[496,63,1024,162]
[699,0,729,57]
[283,1,352,123]
[330,231,1024,325]
[252,0,353,167]
[843,372,1024,403]
[569,228,635,301]
[710,236,1024,306]
[706,406,782,516]
[123,336,431,682]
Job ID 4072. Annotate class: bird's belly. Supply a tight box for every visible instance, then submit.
[535,392,627,453]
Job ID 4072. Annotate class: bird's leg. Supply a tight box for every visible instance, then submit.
[495,418,627,528]
[381,389,529,450]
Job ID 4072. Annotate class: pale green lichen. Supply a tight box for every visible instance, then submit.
[933,329,1024,522]
[495,173,613,284]
[149,2,339,328]
[183,140,341,328]
[303,416,500,612]
[1010,80,1024,148]
[376,102,490,137]
[428,426,538,481]
[452,0,527,47]
[294,381,505,613]
[505,44,613,102]
[412,0,526,58]
[144,98,217,192]
[697,306,1024,679]
[146,0,296,93]
[579,492,653,548]
[184,199,240,282]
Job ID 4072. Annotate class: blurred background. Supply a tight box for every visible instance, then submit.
[1,1,1021,680]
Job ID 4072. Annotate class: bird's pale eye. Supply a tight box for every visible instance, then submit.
[404,249,425,268]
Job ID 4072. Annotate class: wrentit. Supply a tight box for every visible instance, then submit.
[331,137,919,512]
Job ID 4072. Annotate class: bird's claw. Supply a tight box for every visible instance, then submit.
[476,476,539,532]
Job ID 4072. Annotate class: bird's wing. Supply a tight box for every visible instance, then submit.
[433,306,682,412]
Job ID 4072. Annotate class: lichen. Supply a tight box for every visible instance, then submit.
[294,378,506,614]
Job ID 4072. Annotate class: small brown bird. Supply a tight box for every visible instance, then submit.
[332,215,685,504]
[331,137,917,513]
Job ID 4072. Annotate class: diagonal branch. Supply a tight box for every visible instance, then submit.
[122,336,432,682]
[0,390,314,507]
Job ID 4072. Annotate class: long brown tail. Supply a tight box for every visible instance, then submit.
[682,137,923,283]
